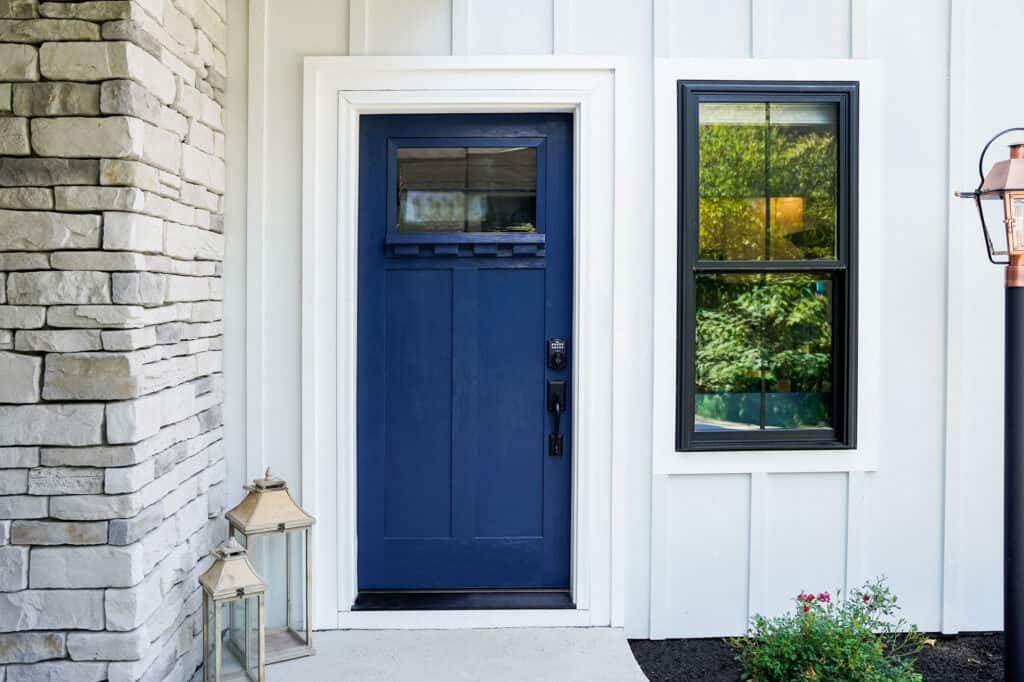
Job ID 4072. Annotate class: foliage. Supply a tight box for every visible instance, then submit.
[695,273,832,428]
[728,578,929,682]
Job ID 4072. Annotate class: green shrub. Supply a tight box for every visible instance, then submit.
[728,578,927,681]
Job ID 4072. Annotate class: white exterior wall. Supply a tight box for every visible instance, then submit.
[224,0,1017,639]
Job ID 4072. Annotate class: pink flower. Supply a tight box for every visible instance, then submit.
[818,592,831,603]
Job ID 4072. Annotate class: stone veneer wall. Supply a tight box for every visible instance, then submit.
[0,0,227,679]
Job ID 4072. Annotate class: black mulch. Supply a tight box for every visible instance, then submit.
[629,633,1004,681]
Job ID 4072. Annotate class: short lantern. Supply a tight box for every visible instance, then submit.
[199,538,266,682]
[226,468,315,663]
[956,129,1024,286]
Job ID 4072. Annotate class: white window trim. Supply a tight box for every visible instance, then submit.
[301,56,628,630]
[652,59,883,475]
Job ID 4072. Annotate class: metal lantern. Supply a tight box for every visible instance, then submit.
[199,538,266,682]
[226,469,315,663]
[956,128,1024,285]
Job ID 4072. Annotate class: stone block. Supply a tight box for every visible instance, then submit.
[0,632,65,664]
[107,383,194,443]
[0,0,37,19]
[99,79,160,124]
[0,469,27,494]
[0,306,45,329]
[12,81,99,116]
[163,0,194,50]
[43,351,141,400]
[107,503,162,545]
[164,275,212,303]
[159,105,186,139]
[41,444,139,468]
[105,569,161,631]
[0,44,37,81]
[0,209,101,250]
[10,520,107,545]
[31,116,145,159]
[55,186,145,212]
[52,251,146,271]
[163,222,223,260]
[112,272,166,305]
[15,329,102,352]
[0,327,10,348]
[30,544,144,588]
[0,352,41,402]
[28,467,104,495]
[102,211,163,252]
[0,519,7,544]
[0,447,38,468]
[0,589,104,631]
[0,546,28,591]
[100,159,160,191]
[0,157,98,186]
[100,19,161,58]
[40,41,174,102]
[0,187,53,210]
[47,304,179,329]
[101,327,156,351]
[67,629,147,662]
[40,1,135,21]
[0,82,10,112]
[4,661,107,681]
[0,251,48,270]
[0,403,104,445]
[7,271,110,305]
[50,492,142,520]
[142,121,181,173]
[0,117,29,155]
[0,496,46,519]
[0,18,100,42]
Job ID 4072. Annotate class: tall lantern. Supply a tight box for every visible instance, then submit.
[199,538,266,682]
[226,469,315,663]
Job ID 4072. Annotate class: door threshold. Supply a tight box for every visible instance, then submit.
[353,590,574,611]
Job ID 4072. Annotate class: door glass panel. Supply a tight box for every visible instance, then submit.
[396,147,537,233]
[698,102,839,260]
[694,272,833,431]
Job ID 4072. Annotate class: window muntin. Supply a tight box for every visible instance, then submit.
[678,82,857,451]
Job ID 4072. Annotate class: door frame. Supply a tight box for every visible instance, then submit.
[301,57,627,630]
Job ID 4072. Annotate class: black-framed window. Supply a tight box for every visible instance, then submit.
[676,80,858,452]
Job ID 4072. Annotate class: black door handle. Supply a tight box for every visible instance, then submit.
[547,381,567,456]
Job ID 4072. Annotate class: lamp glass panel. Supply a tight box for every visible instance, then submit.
[698,102,838,260]
[1014,196,1024,253]
[694,272,833,431]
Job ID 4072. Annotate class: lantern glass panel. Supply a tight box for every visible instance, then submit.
[287,530,308,641]
[1014,195,1024,253]
[207,597,262,681]
[980,194,1010,255]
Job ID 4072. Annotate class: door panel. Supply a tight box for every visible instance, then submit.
[357,113,573,591]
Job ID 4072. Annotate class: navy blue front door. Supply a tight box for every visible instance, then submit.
[357,113,573,591]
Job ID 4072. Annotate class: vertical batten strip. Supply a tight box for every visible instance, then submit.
[849,0,869,58]
[844,471,866,596]
[451,0,470,56]
[349,0,369,56]
[941,0,968,636]
[747,472,768,620]
[749,0,759,58]
[652,0,672,59]
[553,0,573,54]
[246,0,269,482]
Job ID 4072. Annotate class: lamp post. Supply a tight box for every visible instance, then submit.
[956,127,1024,681]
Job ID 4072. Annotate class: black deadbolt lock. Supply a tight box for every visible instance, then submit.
[547,338,567,371]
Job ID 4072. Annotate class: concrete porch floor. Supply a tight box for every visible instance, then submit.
[268,628,648,681]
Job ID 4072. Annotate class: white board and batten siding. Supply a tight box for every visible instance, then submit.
[223,0,1020,639]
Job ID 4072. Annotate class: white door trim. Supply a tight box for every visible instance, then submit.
[301,56,626,630]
